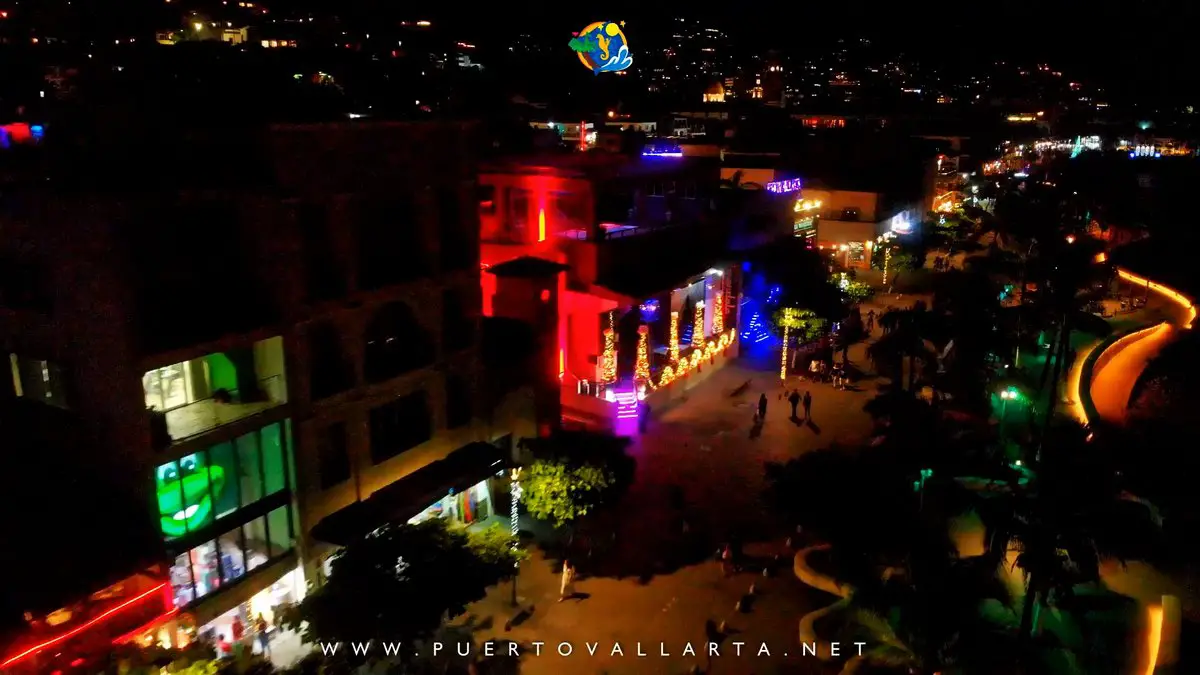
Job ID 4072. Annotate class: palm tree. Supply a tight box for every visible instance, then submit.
[867,303,935,391]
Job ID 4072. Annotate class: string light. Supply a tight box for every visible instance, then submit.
[600,328,617,383]
[780,308,792,380]
[657,329,735,388]
[635,325,651,382]
[669,311,680,364]
[692,302,705,348]
[712,292,724,335]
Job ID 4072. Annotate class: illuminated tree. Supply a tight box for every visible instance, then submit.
[600,328,617,383]
[634,325,650,382]
[668,311,680,364]
[712,292,724,334]
[692,302,705,348]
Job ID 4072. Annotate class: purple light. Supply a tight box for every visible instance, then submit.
[614,389,640,420]
[765,178,802,194]
[642,151,684,158]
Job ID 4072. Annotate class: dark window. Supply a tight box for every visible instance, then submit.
[478,184,497,215]
[841,208,860,221]
[298,203,344,302]
[683,183,698,199]
[369,391,432,463]
[0,257,52,312]
[316,422,351,489]
[445,375,472,429]
[648,182,664,197]
[8,354,70,409]
[438,187,474,272]
[441,289,474,353]
[357,198,427,289]
[504,188,530,242]
[308,323,353,399]
[363,301,434,383]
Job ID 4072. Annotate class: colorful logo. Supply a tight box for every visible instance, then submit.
[569,21,633,75]
[157,453,226,538]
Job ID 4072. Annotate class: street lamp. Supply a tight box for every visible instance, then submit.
[999,387,1021,442]
[913,468,934,511]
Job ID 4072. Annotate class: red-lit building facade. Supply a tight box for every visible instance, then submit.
[478,153,744,430]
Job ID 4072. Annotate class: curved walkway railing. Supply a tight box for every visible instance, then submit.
[1074,267,1196,426]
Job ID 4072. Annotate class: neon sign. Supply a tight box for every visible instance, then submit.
[765,178,802,194]
[569,22,633,75]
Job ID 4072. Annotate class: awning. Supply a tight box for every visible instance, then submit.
[311,442,508,546]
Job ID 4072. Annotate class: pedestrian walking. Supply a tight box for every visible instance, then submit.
[559,560,576,602]
[866,310,875,334]
[802,391,812,420]
[757,393,768,422]
[788,389,801,419]
[720,544,733,577]
[254,614,270,656]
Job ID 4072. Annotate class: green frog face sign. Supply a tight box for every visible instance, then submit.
[157,453,226,538]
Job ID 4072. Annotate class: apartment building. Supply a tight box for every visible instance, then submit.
[0,120,532,671]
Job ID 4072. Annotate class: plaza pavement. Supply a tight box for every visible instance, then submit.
[446,342,887,675]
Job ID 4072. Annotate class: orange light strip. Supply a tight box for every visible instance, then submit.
[111,607,181,646]
[558,348,565,381]
[1,583,170,668]
[1144,604,1163,675]
[1117,267,1196,329]
[1066,338,1103,423]
[537,208,546,242]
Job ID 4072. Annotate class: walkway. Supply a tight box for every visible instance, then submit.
[1085,269,1196,425]
[450,353,883,674]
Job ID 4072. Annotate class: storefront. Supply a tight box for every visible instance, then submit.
[197,565,306,651]
[407,478,496,526]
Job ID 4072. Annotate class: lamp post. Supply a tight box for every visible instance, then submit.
[509,467,523,607]
[999,387,1020,441]
[913,468,933,512]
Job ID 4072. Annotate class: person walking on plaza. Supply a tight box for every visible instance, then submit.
[866,310,875,334]
[788,389,801,419]
[720,544,734,577]
[254,614,270,656]
[559,560,576,602]
[802,391,812,421]
[757,393,768,423]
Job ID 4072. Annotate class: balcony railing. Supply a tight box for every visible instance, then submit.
[151,375,286,444]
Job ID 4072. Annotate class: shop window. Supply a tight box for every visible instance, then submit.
[170,552,195,607]
[649,182,664,197]
[503,188,530,242]
[218,527,246,583]
[445,375,472,429]
[156,453,220,539]
[261,422,287,495]
[368,391,432,464]
[243,516,269,572]
[9,354,70,409]
[267,506,293,558]
[316,422,351,490]
[363,301,434,383]
[190,540,220,600]
[209,442,240,520]
[237,432,263,508]
[683,183,698,200]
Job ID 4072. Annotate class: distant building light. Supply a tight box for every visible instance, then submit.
[643,150,683,158]
[416,20,432,27]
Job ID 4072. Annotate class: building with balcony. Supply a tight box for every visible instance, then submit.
[0,120,533,670]
[477,153,753,431]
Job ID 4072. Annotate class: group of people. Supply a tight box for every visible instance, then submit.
[215,613,272,660]
[754,390,814,423]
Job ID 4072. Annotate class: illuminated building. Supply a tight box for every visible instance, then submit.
[478,153,743,431]
[0,122,533,669]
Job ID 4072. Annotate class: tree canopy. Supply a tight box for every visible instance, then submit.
[517,431,634,529]
[277,518,519,663]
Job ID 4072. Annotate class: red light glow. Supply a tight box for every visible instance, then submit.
[1,583,169,668]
